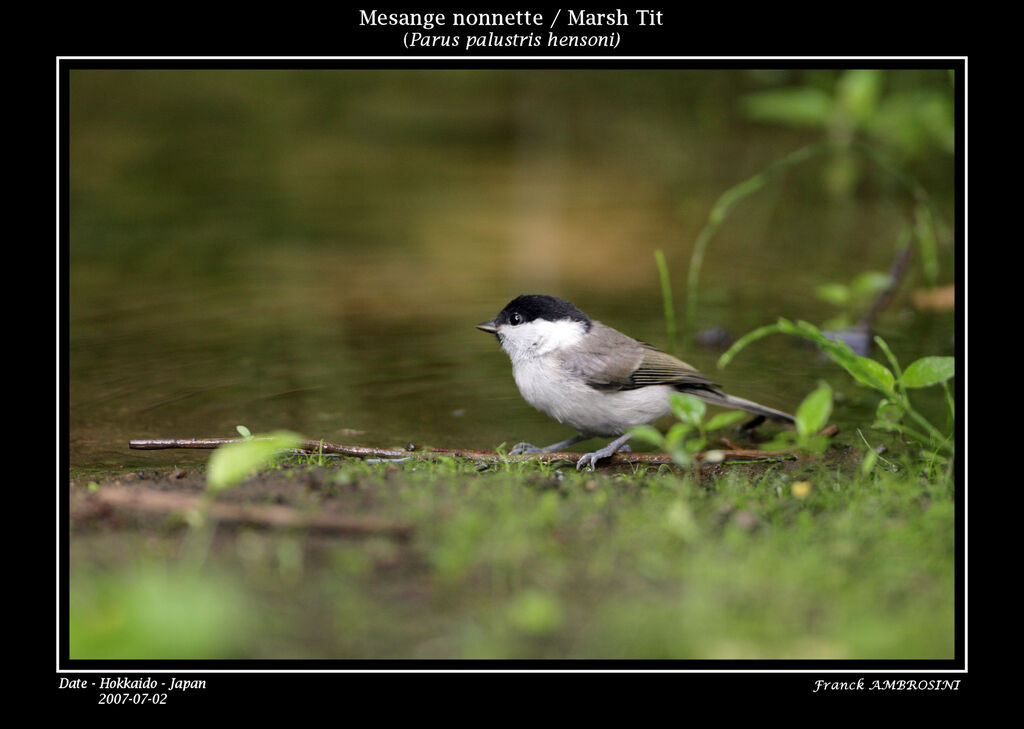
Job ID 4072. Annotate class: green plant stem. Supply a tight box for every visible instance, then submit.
[877,385,951,456]
[942,380,954,422]
[873,336,907,400]
[686,142,834,342]
[902,402,953,454]
[685,140,949,344]
[654,249,677,352]
[884,422,933,449]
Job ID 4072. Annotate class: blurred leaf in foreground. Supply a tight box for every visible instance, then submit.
[70,564,247,659]
[207,430,303,492]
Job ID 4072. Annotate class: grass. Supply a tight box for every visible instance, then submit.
[68,444,955,660]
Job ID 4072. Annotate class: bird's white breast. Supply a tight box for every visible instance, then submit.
[499,317,674,436]
[511,353,674,437]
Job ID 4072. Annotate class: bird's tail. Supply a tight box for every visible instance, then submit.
[690,388,795,425]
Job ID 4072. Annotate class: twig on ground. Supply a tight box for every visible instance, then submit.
[129,425,841,468]
[76,485,414,539]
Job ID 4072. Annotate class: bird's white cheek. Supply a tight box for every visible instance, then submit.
[499,320,586,361]
[498,333,526,362]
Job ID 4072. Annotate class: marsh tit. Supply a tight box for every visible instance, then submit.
[477,294,794,470]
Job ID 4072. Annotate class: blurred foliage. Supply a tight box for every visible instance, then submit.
[71,451,954,659]
[740,69,955,195]
[206,430,303,492]
[720,318,955,458]
[816,269,893,331]
[68,68,955,271]
[633,383,836,458]
[630,392,748,467]
[675,68,953,348]
[69,562,248,659]
[654,249,677,352]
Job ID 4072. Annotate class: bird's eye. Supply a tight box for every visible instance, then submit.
[510,312,523,325]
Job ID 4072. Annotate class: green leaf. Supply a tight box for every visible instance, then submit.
[705,410,748,432]
[801,435,832,454]
[628,425,665,448]
[207,430,303,492]
[875,398,904,423]
[720,317,895,395]
[760,432,797,450]
[842,352,896,394]
[849,271,892,299]
[789,320,895,394]
[869,92,955,159]
[861,448,878,476]
[815,283,851,307]
[667,446,693,467]
[685,437,708,455]
[775,317,802,335]
[741,87,834,128]
[873,336,903,386]
[821,315,853,332]
[871,419,904,434]
[836,69,884,124]
[901,356,955,388]
[235,424,252,439]
[795,383,833,439]
[670,392,706,426]
[662,422,696,466]
[664,422,694,451]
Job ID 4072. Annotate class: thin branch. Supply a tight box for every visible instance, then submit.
[129,426,841,467]
[76,485,414,539]
[858,244,914,330]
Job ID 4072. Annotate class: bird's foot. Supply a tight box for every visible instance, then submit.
[575,434,632,471]
[509,442,543,455]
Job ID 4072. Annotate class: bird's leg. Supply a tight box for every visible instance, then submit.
[509,433,589,455]
[576,433,633,471]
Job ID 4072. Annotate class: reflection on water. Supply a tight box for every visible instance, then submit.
[67,69,955,469]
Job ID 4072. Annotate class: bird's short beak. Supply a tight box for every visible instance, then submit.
[476,320,498,334]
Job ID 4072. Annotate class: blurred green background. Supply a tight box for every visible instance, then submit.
[66,68,957,662]
[68,68,955,470]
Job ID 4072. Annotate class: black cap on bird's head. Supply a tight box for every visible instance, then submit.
[476,294,591,335]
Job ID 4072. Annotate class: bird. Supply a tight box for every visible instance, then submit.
[476,294,794,470]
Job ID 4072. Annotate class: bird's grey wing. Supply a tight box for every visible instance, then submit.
[556,321,646,391]
[559,322,792,423]
[557,321,718,392]
[638,347,794,423]
[626,345,720,391]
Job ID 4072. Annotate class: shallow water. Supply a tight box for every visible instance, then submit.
[66,69,956,469]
